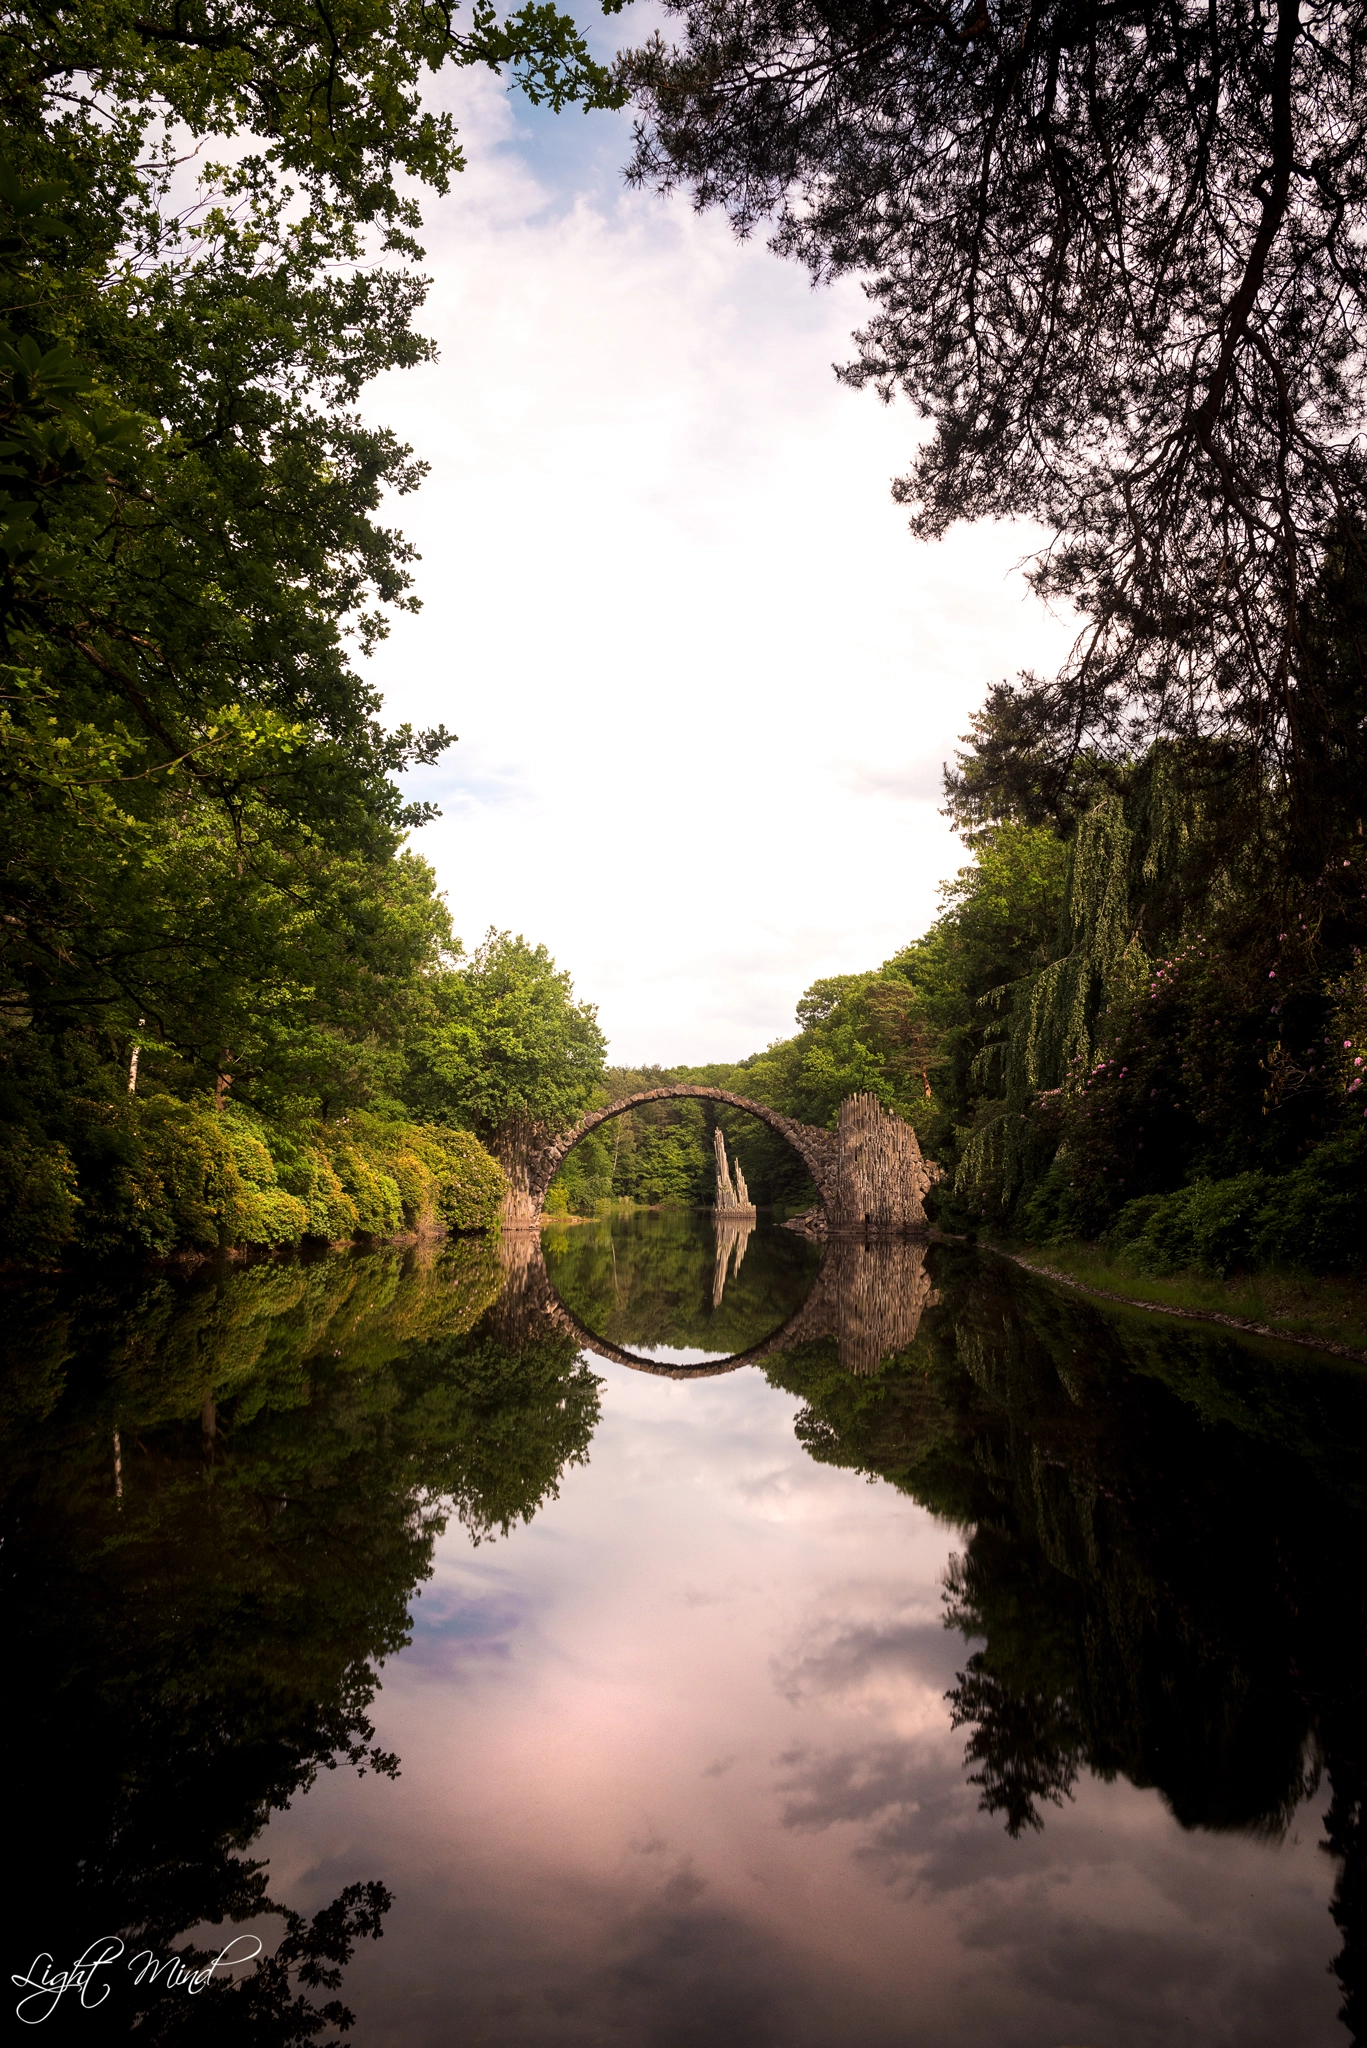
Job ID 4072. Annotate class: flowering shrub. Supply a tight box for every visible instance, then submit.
[1109,1132,1367,1276]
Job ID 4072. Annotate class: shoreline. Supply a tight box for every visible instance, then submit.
[971,1237,1367,1365]
[0,1220,492,1282]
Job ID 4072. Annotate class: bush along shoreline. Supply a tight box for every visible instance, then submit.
[0,1101,507,1269]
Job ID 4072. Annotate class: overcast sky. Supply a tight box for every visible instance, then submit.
[364,57,1077,1065]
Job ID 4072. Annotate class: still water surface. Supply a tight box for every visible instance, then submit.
[5,1211,1365,2044]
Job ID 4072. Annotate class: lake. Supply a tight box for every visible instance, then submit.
[4,1211,1363,2045]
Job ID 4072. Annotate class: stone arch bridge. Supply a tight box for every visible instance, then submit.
[492,1085,940,1235]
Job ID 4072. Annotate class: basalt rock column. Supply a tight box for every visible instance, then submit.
[713,1126,756,1217]
[828,1092,941,1234]
[491,1118,558,1230]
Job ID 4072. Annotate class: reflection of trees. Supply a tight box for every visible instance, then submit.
[764,1246,1367,2037]
[541,1223,937,1376]
[1,1245,600,2038]
[543,1209,820,1357]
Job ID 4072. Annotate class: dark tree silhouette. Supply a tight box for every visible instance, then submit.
[626,3,1367,849]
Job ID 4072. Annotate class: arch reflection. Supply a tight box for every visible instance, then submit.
[527,1216,939,1378]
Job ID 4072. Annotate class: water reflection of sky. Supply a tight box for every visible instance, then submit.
[260,1354,1339,2047]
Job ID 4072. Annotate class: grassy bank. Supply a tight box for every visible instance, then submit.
[992,1238,1367,1359]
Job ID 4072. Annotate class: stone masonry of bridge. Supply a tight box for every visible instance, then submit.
[491,1085,940,1234]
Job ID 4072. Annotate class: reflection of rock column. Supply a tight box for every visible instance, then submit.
[712,1213,755,1307]
[792,1237,940,1374]
[834,1238,937,1373]
[713,1127,756,1217]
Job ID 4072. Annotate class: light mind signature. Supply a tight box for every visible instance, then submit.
[11,1935,264,2023]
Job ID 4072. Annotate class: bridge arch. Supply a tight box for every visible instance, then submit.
[491,1086,938,1233]
[543,1086,835,1207]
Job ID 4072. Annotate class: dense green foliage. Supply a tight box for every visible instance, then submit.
[0,1086,510,1264]
[630,773,1365,1275]
[762,1245,1367,2035]
[0,0,610,1261]
[404,929,607,1141]
[0,1243,601,2033]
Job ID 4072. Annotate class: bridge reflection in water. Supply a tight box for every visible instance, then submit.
[498,1219,939,1378]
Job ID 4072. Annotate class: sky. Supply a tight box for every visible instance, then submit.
[364,52,1078,1066]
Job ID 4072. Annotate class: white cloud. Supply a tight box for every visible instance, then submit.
[362,70,1076,1061]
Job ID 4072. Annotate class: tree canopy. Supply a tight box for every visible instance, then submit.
[626,1,1367,853]
[403,929,607,1139]
[0,0,619,1249]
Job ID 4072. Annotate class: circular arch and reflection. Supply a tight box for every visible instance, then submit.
[537,1204,824,1377]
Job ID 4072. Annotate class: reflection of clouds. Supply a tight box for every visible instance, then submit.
[774,1613,959,1708]
[954,1851,1336,2048]
[605,1873,799,2048]
[406,1590,524,1662]
[779,1738,937,1829]
[776,1735,1053,1898]
[402,1556,544,1676]
[260,1363,1340,2048]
